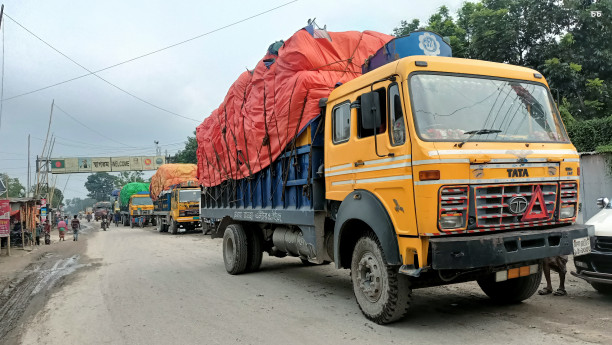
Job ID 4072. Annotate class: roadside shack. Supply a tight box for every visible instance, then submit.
[0,197,39,256]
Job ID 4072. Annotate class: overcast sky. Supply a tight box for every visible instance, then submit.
[0,0,463,201]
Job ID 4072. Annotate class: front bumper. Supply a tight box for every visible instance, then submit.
[177,216,200,222]
[572,239,612,285]
[430,224,591,270]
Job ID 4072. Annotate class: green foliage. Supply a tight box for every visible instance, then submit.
[115,171,145,188]
[0,173,25,198]
[174,132,197,164]
[85,172,118,201]
[64,197,97,215]
[394,0,612,147]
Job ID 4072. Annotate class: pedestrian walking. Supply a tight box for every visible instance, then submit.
[71,215,81,241]
[35,222,42,245]
[57,218,67,241]
[538,256,568,296]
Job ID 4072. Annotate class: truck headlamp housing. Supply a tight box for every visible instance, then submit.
[439,214,464,229]
[438,186,469,231]
[560,205,575,219]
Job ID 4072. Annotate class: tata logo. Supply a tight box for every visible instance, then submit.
[507,168,529,178]
[508,196,529,214]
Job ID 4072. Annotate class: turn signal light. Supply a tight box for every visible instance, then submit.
[419,170,440,181]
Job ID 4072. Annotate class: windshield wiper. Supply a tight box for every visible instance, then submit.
[456,129,502,148]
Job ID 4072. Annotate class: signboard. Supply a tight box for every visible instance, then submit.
[49,156,165,174]
[0,199,10,237]
[41,198,47,222]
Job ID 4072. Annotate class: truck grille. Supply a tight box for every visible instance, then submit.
[595,237,612,253]
[183,209,198,216]
[474,183,557,228]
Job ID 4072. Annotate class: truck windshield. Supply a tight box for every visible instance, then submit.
[409,74,569,143]
[179,190,199,202]
[132,197,152,205]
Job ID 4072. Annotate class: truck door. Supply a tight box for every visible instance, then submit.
[350,82,416,237]
[325,100,355,201]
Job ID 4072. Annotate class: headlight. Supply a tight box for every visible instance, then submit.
[439,214,464,229]
[560,205,575,219]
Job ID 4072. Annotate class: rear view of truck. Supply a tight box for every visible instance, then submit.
[150,164,201,234]
[196,26,590,324]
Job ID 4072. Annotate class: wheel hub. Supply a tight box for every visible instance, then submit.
[357,252,382,302]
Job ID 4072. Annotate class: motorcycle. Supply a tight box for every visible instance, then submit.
[101,218,108,231]
[86,214,92,223]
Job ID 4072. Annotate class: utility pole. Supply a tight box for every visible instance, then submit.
[27,134,30,197]
[154,140,161,156]
[36,101,54,198]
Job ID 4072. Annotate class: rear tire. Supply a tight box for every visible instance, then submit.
[223,224,248,275]
[245,228,263,273]
[477,268,542,303]
[351,234,411,324]
[591,282,612,295]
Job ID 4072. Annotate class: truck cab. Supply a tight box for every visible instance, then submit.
[154,185,201,234]
[128,193,154,227]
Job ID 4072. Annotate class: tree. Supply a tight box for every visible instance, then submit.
[115,171,145,188]
[64,197,97,215]
[0,173,26,197]
[85,172,117,201]
[174,132,197,164]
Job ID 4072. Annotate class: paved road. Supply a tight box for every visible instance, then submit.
[14,224,612,345]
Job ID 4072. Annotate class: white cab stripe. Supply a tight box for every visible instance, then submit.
[412,159,469,166]
[325,155,411,173]
[331,180,354,186]
[489,158,548,163]
[356,175,412,184]
[326,161,412,177]
[563,158,580,162]
[415,176,573,186]
[429,149,578,157]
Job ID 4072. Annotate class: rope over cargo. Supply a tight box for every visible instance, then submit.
[196,25,392,187]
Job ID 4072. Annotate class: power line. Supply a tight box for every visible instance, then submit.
[1,0,298,102]
[53,103,136,148]
[3,13,200,123]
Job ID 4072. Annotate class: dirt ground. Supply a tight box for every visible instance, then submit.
[1,222,611,345]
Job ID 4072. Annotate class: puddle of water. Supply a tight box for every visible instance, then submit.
[31,255,87,295]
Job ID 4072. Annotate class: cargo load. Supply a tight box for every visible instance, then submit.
[196,25,392,187]
[149,164,198,200]
[119,182,150,206]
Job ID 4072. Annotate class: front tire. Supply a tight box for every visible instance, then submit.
[477,268,542,303]
[169,218,178,234]
[223,224,248,275]
[351,234,411,324]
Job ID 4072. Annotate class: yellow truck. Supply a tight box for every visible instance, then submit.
[153,184,200,234]
[120,192,154,228]
[205,31,591,324]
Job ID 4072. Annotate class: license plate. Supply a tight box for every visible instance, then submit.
[573,237,591,256]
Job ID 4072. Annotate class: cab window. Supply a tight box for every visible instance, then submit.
[332,102,350,144]
[389,84,406,145]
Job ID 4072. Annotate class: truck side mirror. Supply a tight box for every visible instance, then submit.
[360,92,381,130]
[597,197,609,208]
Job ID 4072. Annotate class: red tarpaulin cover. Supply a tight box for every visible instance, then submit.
[196,27,392,187]
[149,164,198,200]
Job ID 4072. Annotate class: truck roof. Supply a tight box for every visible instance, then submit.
[327,55,547,104]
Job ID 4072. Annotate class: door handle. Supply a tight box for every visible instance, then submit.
[354,161,364,167]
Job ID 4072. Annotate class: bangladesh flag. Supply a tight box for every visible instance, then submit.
[51,159,65,169]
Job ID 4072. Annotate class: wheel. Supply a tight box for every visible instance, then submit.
[223,224,249,275]
[169,218,178,234]
[245,228,263,273]
[351,234,412,324]
[157,217,164,232]
[477,268,542,303]
[591,282,612,295]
